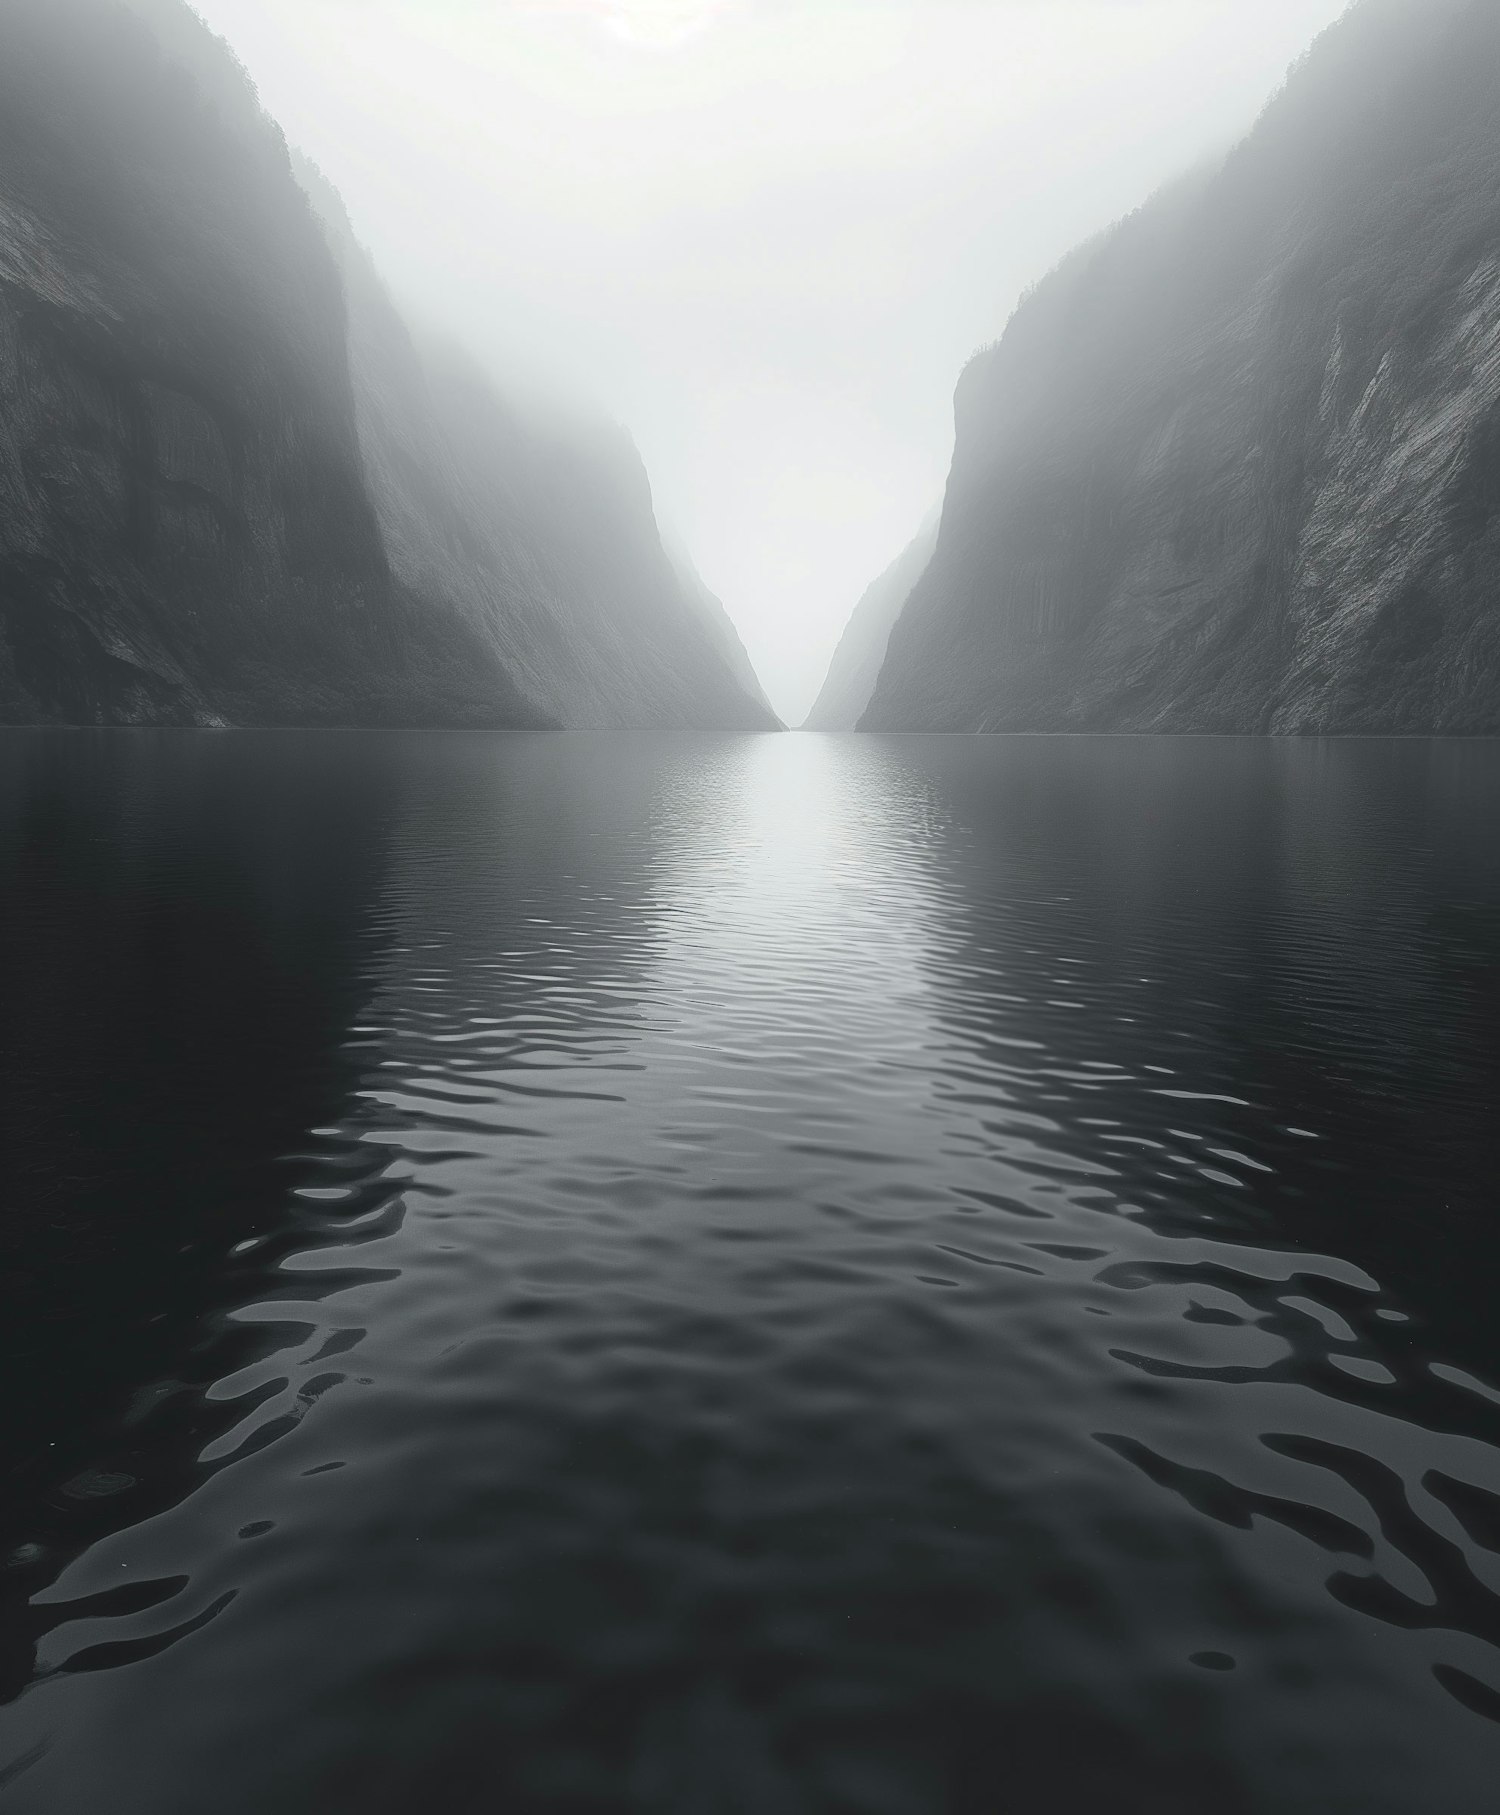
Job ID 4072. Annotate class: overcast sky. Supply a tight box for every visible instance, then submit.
[192,0,1351,721]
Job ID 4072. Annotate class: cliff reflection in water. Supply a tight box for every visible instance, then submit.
[0,732,403,1696]
[1,732,1499,1815]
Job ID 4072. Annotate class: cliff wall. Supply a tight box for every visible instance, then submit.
[865,0,1500,734]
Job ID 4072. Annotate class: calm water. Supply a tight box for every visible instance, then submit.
[2,731,1499,1813]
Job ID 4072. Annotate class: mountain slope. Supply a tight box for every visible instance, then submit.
[664,540,778,726]
[804,521,937,730]
[864,0,1500,735]
[0,0,773,731]
[0,0,547,727]
[299,166,779,733]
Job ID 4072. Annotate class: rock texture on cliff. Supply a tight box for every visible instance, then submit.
[864,0,1500,735]
[0,0,553,727]
[0,0,774,730]
[804,521,937,730]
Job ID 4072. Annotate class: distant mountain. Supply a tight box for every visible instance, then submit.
[0,0,773,730]
[864,0,1500,734]
[804,521,937,730]
[300,165,778,732]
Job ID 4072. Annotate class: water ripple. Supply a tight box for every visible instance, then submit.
[1,730,1498,1812]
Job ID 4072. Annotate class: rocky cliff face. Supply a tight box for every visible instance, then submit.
[804,522,936,731]
[864,0,1500,735]
[299,165,778,733]
[0,0,549,727]
[0,0,774,731]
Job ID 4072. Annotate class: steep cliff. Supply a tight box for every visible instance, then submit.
[665,540,779,727]
[864,0,1500,735]
[0,0,774,732]
[804,521,937,730]
[299,167,779,733]
[0,0,551,727]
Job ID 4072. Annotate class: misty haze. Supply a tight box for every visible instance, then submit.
[3,3,1500,1811]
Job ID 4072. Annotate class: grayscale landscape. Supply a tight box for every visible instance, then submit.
[2,3,1498,1811]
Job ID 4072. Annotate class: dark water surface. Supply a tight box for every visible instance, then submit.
[2,731,1499,1813]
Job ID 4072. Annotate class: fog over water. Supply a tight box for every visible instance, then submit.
[192,0,1350,721]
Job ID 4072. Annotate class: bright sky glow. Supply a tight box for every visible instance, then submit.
[191,0,1352,721]
[581,0,741,47]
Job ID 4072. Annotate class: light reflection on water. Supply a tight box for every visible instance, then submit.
[1,730,1499,1813]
